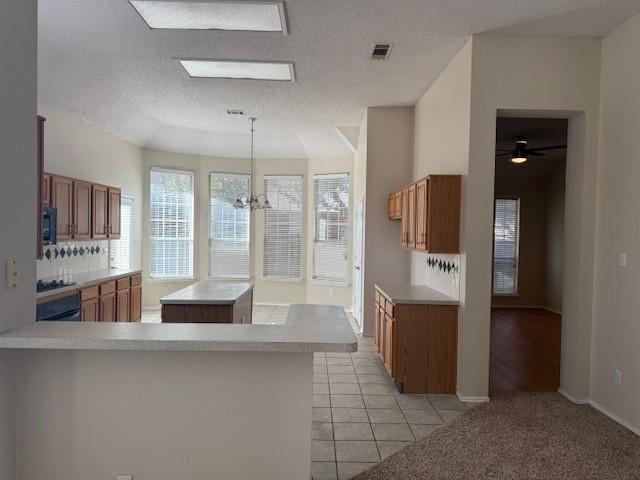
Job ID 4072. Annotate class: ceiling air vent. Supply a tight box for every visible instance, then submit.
[371,43,392,60]
[226,109,245,116]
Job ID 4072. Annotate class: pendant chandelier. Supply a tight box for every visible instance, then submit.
[233,117,271,210]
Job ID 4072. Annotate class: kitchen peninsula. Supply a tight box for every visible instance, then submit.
[0,304,356,480]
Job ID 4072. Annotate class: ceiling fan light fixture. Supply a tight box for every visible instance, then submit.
[511,156,528,164]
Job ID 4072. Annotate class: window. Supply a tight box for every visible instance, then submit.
[313,173,350,284]
[149,169,194,279]
[209,173,250,278]
[493,198,520,295]
[110,195,135,270]
[263,175,303,280]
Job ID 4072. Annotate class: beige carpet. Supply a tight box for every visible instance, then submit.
[354,393,640,480]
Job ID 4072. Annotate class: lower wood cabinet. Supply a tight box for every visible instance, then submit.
[374,286,458,394]
[100,293,116,322]
[80,274,142,322]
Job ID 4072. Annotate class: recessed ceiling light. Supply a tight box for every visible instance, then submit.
[129,1,287,33]
[179,60,295,81]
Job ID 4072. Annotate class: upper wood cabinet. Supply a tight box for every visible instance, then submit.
[73,180,92,240]
[108,187,121,239]
[92,185,109,239]
[37,116,47,259]
[51,175,74,241]
[45,174,122,242]
[42,174,51,208]
[390,175,462,254]
[388,191,402,220]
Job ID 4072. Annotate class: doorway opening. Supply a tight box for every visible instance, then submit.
[490,116,567,394]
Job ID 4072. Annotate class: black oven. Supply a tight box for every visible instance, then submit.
[42,207,57,245]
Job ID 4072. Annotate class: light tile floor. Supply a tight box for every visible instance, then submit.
[142,305,473,480]
[311,313,474,480]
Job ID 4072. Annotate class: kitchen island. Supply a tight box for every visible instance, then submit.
[160,281,253,324]
[0,304,356,480]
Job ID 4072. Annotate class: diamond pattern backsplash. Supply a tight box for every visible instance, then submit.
[37,240,109,279]
[425,253,460,300]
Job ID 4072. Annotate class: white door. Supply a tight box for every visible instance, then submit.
[353,197,365,330]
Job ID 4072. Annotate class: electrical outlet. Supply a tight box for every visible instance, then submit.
[614,369,622,385]
[619,253,628,267]
[115,475,133,480]
[329,287,335,296]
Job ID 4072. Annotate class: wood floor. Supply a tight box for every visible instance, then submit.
[489,308,561,394]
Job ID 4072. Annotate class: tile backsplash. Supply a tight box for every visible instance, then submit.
[37,240,110,279]
[425,253,460,300]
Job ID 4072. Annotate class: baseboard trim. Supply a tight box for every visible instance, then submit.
[456,391,490,403]
[557,388,589,404]
[142,306,161,312]
[588,399,640,436]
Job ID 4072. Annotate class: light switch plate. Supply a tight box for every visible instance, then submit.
[619,253,627,267]
[5,259,19,288]
[115,475,133,480]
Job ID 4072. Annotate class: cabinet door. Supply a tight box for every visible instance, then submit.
[73,180,92,240]
[387,194,395,220]
[384,315,395,377]
[92,185,109,239]
[108,188,121,239]
[415,179,428,251]
[100,293,116,322]
[117,289,130,322]
[42,174,51,208]
[378,304,386,356]
[130,285,142,322]
[81,298,99,322]
[51,176,74,241]
[394,192,402,219]
[407,183,417,249]
[400,188,409,247]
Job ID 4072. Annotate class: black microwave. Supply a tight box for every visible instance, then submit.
[43,207,57,245]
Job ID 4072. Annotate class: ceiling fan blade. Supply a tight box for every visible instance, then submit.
[495,152,513,157]
[527,151,546,157]
[529,145,567,152]
[495,149,512,152]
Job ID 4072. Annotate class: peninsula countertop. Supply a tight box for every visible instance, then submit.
[375,283,459,305]
[160,281,254,305]
[0,304,357,353]
[37,268,142,300]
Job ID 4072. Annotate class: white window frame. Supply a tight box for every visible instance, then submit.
[149,167,195,280]
[263,175,304,282]
[110,194,135,270]
[208,172,251,280]
[312,172,350,286]
[492,197,520,296]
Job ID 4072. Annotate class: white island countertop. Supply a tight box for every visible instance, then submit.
[0,304,357,353]
[376,283,459,305]
[160,281,253,305]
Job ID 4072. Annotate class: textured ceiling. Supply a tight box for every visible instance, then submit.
[38,0,640,160]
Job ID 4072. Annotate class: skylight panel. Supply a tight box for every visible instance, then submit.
[129,1,287,33]
[178,60,295,81]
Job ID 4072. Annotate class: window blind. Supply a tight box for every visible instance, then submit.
[150,169,194,278]
[263,175,303,280]
[313,173,350,284]
[493,198,520,295]
[209,173,250,278]
[110,195,135,270]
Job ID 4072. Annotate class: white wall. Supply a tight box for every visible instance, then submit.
[0,1,37,478]
[411,40,473,289]
[37,102,145,276]
[16,350,313,480]
[462,36,601,401]
[360,107,414,336]
[591,11,640,432]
